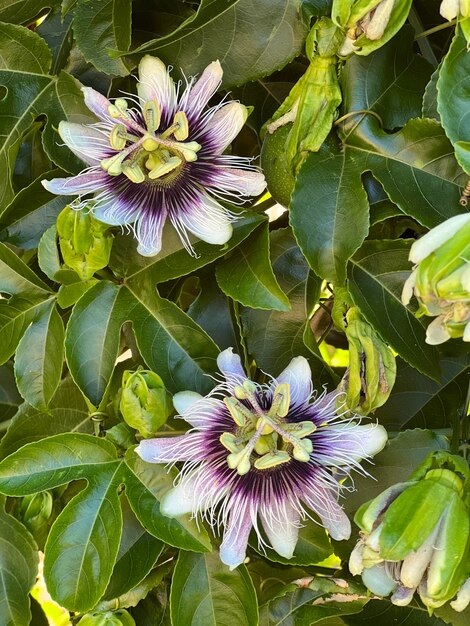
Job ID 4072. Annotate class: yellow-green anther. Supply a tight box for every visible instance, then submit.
[293,444,311,462]
[224,397,248,426]
[286,420,317,438]
[101,153,127,176]
[142,134,161,152]
[424,468,464,496]
[143,100,161,133]
[173,111,189,141]
[268,383,290,418]
[220,432,243,453]
[254,450,291,470]
[227,449,251,475]
[115,98,128,111]
[121,162,146,184]
[256,417,274,435]
[172,141,201,162]
[110,124,127,150]
[148,156,182,180]
[254,434,276,455]
[108,98,129,119]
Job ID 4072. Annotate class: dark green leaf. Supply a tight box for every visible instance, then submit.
[0,0,60,23]
[375,352,470,430]
[123,0,308,88]
[343,599,447,626]
[103,495,163,601]
[0,433,117,495]
[73,0,132,76]
[255,521,332,567]
[348,239,440,380]
[0,170,71,250]
[44,460,123,612]
[0,242,51,295]
[37,225,60,281]
[36,10,74,75]
[123,449,212,552]
[242,228,337,388]
[14,301,64,409]
[437,30,470,174]
[422,66,439,121]
[170,550,258,626]
[0,363,22,421]
[0,496,38,626]
[216,222,290,311]
[290,139,369,284]
[0,377,93,460]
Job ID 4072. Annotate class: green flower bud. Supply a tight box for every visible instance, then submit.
[57,205,114,281]
[120,367,172,437]
[402,214,470,345]
[17,491,53,548]
[77,610,136,626]
[350,452,470,609]
[338,308,396,415]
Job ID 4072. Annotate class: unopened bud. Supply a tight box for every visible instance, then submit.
[77,610,136,626]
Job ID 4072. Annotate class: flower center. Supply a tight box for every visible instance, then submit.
[100,98,202,184]
[220,381,316,476]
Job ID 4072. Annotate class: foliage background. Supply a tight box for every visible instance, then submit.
[0,0,468,624]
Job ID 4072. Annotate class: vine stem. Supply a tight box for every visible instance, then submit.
[415,19,457,40]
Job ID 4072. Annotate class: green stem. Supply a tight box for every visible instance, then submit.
[415,19,457,40]
[459,377,470,460]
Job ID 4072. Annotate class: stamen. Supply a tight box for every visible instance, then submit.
[254,450,290,470]
[142,134,161,152]
[100,137,144,175]
[108,98,129,119]
[147,155,182,180]
[121,162,146,184]
[254,433,277,455]
[268,383,290,418]
[109,124,127,150]
[174,111,189,141]
[143,100,161,133]
[220,432,243,453]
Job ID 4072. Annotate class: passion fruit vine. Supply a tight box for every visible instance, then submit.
[260,123,296,208]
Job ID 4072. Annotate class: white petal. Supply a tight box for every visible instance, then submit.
[135,433,205,464]
[302,485,351,540]
[276,356,312,407]
[173,390,203,415]
[390,586,415,607]
[324,423,388,465]
[401,269,417,305]
[362,564,397,596]
[41,170,106,195]
[136,210,167,257]
[349,541,365,575]
[259,501,300,560]
[425,316,451,345]
[440,0,460,20]
[450,576,470,612]
[182,60,223,119]
[58,122,111,165]
[82,87,114,123]
[93,193,139,226]
[173,394,223,430]
[409,214,470,264]
[201,102,247,154]
[174,194,233,246]
[209,167,267,198]
[160,474,205,517]
[464,320,470,342]
[219,502,253,570]
[217,348,246,383]
[137,56,176,113]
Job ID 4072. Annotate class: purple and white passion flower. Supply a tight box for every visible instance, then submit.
[136,348,388,569]
[42,57,266,256]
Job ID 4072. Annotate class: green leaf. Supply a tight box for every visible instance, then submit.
[343,599,448,626]
[170,550,258,626]
[242,228,336,388]
[0,433,117,495]
[375,352,470,431]
[0,169,71,250]
[259,579,367,626]
[343,429,449,517]
[123,0,308,88]
[290,139,369,284]
[0,496,39,626]
[37,225,61,281]
[216,222,290,311]
[0,22,52,74]
[44,460,123,612]
[73,0,132,76]
[36,10,74,75]
[0,296,54,365]
[0,363,22,421]
[14,302,64,410]
[422,66,439,121]
[109,211,265,284]
[0,377,92,460]
[348,240,440,380]
[0,0,61,23]
[437,30,470,174]
[123,449,212,553]
[102,495,163,602]
[0,242,51,295]
[65,281,129,407]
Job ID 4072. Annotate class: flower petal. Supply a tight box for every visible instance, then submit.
[173,390,203,415]
[409,214,470,264]
[172,193,233,246]
[276,356,312,407]
[135,433,206,464]
[301,482,351,540]
[93,191,140,226]
[182,61,223,120]
[321,423,388,466]
[208,167,266,199]
[58,122,111,165]
[137,55,176,114]
[217,348,246,385]
[426,316,451,345]
[82,87,114,124]
[259,500,300,560]
[173,393,225,430]
[136,209,167,256]
[220,499,254,569]
[42,169,107,195]
[160,474,202,518]
[201,102,247,154]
